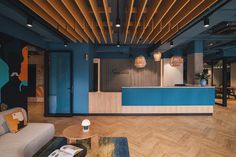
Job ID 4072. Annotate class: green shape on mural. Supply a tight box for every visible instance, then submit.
[0,59,9,89]
[19,80,28,92]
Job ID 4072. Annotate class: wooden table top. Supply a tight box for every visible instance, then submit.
[62,125,96,140]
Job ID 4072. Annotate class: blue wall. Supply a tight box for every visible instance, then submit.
[48,43,95,114]
[0,15,48,49]
[0,14,95,114]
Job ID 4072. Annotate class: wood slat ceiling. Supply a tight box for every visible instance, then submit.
[19,0,219,45]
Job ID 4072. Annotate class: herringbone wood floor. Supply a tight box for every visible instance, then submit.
[28,100,236,157]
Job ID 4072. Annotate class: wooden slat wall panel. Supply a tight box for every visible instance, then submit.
[131,60,160,87]
[101,59,132,92]
[100,59,160,92]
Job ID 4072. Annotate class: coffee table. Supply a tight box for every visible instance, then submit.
[34,137,87,157]
[63,125,99,150]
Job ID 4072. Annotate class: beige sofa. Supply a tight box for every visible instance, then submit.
[0,107,55,157]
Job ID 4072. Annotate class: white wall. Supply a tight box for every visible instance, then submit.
[231,63,236,91]
[163,58,183,86]
[187,53,203,84]
[213,69,222,86]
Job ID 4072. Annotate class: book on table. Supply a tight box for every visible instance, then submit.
[48,145,83,157]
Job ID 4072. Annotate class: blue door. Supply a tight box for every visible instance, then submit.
[46,51,72,115]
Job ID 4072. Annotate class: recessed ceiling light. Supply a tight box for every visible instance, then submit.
[209,43,213,46]
[64,41,68,47]
[115,18,121,28]
[115,0,120,28]
[204,17,209,27]
[117,41,120,47]
[26,17,33,27]
[170,41,174,47]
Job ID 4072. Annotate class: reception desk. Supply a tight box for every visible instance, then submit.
[89,86,215,114]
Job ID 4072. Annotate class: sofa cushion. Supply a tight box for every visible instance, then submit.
[0,108,27,136]
[4,109,27,133]
[0,123,55,157]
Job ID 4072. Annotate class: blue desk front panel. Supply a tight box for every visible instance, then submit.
[122,87,215,106]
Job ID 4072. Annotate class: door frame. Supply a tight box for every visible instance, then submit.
[44,50,73,117]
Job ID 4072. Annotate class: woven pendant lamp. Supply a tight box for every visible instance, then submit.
[134,55,147,68]
[153,51,162,62]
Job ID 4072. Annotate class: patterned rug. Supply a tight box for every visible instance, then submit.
[78,137,130,157]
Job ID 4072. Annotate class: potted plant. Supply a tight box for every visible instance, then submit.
[195,71,210,87]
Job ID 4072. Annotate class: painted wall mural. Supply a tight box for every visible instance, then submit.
[0,46,28,110]
[0,58,9,89]
[19,46,28,91]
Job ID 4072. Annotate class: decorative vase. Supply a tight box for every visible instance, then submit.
[200,79,207,87]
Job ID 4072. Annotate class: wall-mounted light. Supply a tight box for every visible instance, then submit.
[85,53,89,61]
[153,51,162,62]
[134,55,147,68]
[64,41,68,47]
[170,41,174,47]
[204,17,210,27]
[26,17,33,27]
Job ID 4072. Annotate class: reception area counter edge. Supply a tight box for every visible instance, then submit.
[122,87,215,106]
[88,86,215,114]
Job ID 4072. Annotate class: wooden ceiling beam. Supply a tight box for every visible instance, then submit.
[170,0,205,29]
[146,23,162,43]
[89,0,107,43]
[157,0,218,44]
[178,0,218,30]
[61,0,95,43]
[20,0,77,42]
[135,0,162,44]
[103,0,113,43]
[87,7,147,14]
[75,0,101,43]
[153,24,170,44]
[88,7,111,14]
[67,27,83,43]
[47,0,87,43]
[130,0,148,43]
[158,26,178,44]
[143,0,187,43]
[33,0,81,42]
[124,0,134,43]
[94,21,151,27]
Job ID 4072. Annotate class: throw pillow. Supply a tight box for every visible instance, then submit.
[4,109,27,133]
